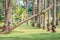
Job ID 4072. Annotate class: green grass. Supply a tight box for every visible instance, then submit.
[0,28,60,40]
[0,21,60,40]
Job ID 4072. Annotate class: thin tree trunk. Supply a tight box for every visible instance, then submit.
[56,0,59,25]
[52,0,56,32]
[26,0,29,24]
[37,0,41,28]
[47,0,51,31]
[43,0,46,30]
[31,0,35,27]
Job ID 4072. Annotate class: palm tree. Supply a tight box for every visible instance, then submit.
[43,0,46,30]
[31,0,35,27]
[47,0,51,31]
[52,0,56,32]
[37,0,41,28]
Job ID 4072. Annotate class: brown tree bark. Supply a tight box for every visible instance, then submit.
[47,0,51,31]
[52,0,56,32]
[31,0,35,27]
[56,0,59,25]
[26,0,29,24]
[37,0,41,28]
[43,0,46,30]
[2,0,11,34]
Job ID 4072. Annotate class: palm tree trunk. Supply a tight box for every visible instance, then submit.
[52,0,56,32]
[43,0,46,30]
[31,0,35,27]
[37,0,41,28]
[47,0,51,31]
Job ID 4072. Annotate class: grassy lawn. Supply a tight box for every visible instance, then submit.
[0,22,60,40]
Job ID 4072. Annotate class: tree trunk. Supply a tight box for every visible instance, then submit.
[43,0,46,30]
[2,0,11,34]
[31,0,35,27]
[52,0,56,32]
[56,0,59,25]
[37,0,41,28]
[47,0,51,31]
[26,0,29,24]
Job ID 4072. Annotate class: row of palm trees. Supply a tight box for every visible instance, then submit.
[1,0,57,34]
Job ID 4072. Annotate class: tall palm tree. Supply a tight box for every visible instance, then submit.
[47,0,51,31]
[37,0,41,28]
[43,0,46,30]
[31,0,35,27]
[52,0,56,32]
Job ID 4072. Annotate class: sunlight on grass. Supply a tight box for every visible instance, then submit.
[0,27,60,37]
[0,23,60,40]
